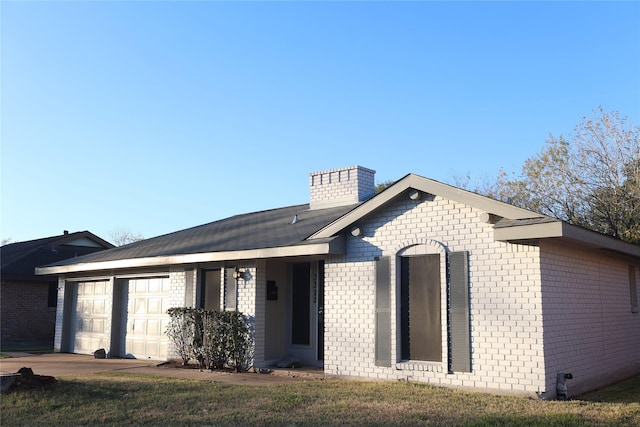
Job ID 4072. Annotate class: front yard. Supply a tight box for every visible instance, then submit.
[2,372,639,426]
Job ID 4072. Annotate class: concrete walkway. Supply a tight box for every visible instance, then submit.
[0,353,323,386]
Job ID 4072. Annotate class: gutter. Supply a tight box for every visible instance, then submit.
[35,236,345,275]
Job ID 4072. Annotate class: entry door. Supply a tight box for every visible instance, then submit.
[123,277,171,360]
[71,280,111,355]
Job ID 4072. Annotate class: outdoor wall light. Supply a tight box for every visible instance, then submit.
[234,267,247,281]
[408,189,421,200]
[350,226,363,237]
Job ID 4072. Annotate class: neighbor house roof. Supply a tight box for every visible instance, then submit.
[1,231,114,281]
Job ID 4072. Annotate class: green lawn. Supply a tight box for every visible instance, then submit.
[2,372,639,426]
[0,342,53,355]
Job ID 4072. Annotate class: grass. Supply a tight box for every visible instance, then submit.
[2,373,639,426]
[0,342,53,355]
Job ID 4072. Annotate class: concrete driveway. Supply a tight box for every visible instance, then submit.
[0,353,323,386]
[0,353,156,377]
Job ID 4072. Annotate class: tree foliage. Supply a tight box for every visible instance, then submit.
[375,180,396,194]
[108,227,144,246]
[476,107,639,244]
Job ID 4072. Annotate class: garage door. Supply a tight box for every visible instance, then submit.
[124,277,171,360]
[71,280,111,355]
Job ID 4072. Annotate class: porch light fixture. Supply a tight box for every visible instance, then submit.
[350,226,363,237]
[234,267,247,281]
[408,189,421,200]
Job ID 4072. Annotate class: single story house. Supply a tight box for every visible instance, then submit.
[37,166,639,398]
[1,231,113,345]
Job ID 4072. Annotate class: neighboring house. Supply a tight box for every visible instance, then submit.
[37,166,639,398]
[1,231,114,345]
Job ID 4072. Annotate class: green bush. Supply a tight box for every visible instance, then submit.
[166,308,251,372]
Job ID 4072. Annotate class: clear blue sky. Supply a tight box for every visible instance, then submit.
[2,1,639,244]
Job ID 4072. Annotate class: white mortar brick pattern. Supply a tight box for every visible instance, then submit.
[236,262,258,367]
[53,276,66,352]
[253,260,267,366]
[166,266,190,360]
[540,242,640,396]
[324,195,547,394]
[309,166,375,208]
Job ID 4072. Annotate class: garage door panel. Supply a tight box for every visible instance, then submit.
[124,277,170,360]
[71,280,111,355]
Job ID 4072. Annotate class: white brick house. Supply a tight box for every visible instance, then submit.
[38,166,640,398]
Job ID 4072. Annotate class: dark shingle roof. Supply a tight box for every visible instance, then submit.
[43,203,359,268]
[1,231,113,279]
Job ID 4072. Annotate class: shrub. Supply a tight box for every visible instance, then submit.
[165,307,197,365]
[166,308,251,372]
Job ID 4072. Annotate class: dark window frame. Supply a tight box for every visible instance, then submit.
[47,282,58,308]
[400,254,442,362]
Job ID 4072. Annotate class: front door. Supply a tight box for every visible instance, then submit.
[287,261,323,367]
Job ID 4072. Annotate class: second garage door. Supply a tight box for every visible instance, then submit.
[123,277,171,360]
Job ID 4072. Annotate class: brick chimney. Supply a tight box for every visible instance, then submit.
[309,166,376,210]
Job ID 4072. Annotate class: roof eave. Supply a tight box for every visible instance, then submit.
[35,236,346,275]
[311,174,542,239]
[494,221,565,241]
[495,221,640,259]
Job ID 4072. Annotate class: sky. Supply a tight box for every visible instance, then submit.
[2,1,639,245]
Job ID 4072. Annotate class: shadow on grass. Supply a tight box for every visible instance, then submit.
[574,374,640,404]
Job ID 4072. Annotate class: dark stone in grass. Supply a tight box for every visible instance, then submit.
[1,367,57,393]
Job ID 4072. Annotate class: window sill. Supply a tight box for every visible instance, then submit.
[395,360,443,373]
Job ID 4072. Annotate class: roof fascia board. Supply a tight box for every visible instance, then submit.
[36,236,345,275]
[494,221,565,241]
[561,223,640,257]
[495,221,640,258]
[311,174,541,239]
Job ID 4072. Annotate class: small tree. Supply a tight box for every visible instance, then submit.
[466,107,639,244]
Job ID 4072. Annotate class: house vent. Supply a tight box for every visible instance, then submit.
[309,166,376,210]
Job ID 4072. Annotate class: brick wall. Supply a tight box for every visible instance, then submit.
[166,266,193,360]
[540,242,640,397]
[53,277,66,352]
[1,280,56,344]
[309,166,376,209]
[324,194,547,395]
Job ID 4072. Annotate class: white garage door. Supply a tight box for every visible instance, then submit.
[72,280,111,355]
[124,277,171,360]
